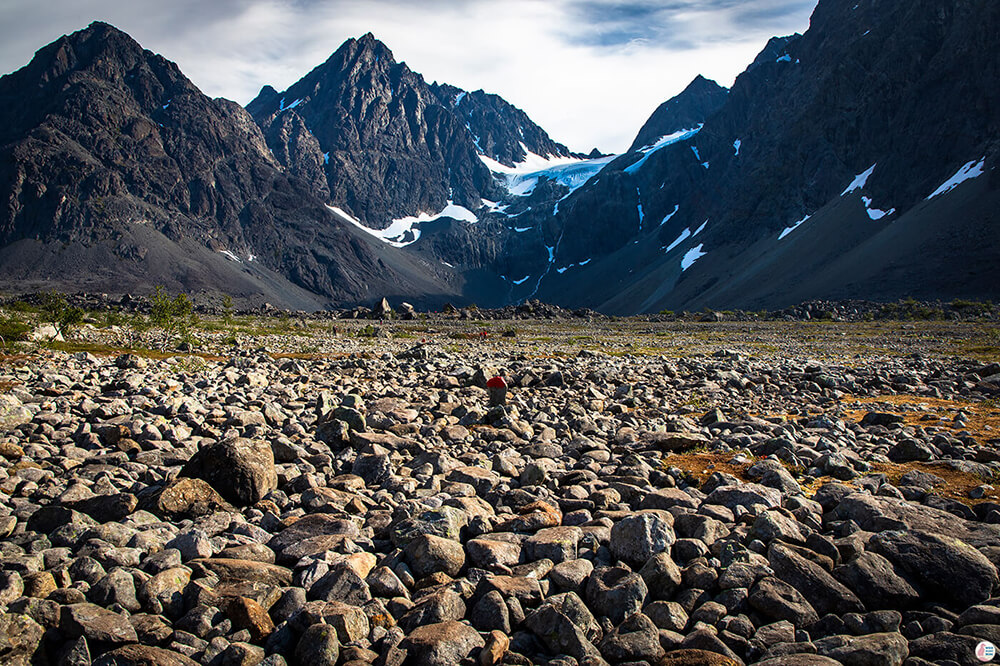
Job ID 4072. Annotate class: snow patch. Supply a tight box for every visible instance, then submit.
[326,201,477,248]
[927,158,986,199]
[454,91,466,106]
[441,261,454,268]
[323,152,330,165]
[219,250,242,263]
[733,139,741,156]
[664,228,691,253]
[862,196,895,220]
[247,253,256,262]
[514,226,532,233]
[660,205,679,227]
[693,220,708,236]
[285,98,303,110]
[466,123,482,151]
[842,164,876,195]
[778,214,811,240]
[481,149,617,197]
[625,126,702,175]
[480,198,509,215]
[555,257,592,274]
[681,244,706,271]
[512,275,531,285]
[776,54,792,63]
[636,188,644,231]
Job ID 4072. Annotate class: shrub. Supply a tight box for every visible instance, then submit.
[0,315,30,348]
[149,286,194,341]
[39,292,85,338]
[221,294,235,326]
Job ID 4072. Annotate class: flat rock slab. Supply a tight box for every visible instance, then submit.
[188,559,292,587]
[60,603,138,644]
[832,493,1000,548]
[267,514,360,556]
[869,529,999,609]
[92,644,200,666]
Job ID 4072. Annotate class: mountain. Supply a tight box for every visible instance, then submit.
[628,75,728,153]
[246,34,589,230]
[0,22,462,308]
[246,34,495,229]
[0,0,997,313]
[512,0,1000,312]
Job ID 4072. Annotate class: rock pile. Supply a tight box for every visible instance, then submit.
[0,343,998,665]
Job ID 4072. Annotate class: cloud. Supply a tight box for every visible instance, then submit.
[0,0,817,152]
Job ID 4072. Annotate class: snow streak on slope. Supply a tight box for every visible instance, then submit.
[778,214,812,240]
[842,164,877,195]
[927,158,987,199]
[625,126,702,175]
[664,228,691,253]
[480,144,616,197]
[681,244,707,271]
[327,202,477,248]
[861,197,895,220]
[660,205,679,227]
[636,188,645,231]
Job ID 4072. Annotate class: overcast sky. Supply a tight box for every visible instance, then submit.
[0,0,818,153]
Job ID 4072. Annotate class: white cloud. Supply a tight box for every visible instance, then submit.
[0,0,817,152]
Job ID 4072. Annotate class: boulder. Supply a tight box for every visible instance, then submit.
[869,529,999,608]
[180,437,277,505]
[400,621,485,665]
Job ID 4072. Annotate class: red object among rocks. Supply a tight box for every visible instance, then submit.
[486,376,507,388]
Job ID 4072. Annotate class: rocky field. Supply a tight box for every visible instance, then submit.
[0,315,999,666]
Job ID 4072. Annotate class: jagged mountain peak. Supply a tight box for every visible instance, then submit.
[326,31,398,75]
[429,81,579,166]
[247,34,499,228]
[4,20,182,94]
[628,75,728,153]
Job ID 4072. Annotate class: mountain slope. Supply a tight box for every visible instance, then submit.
[0,22,462,308]
[521,0,1000,312]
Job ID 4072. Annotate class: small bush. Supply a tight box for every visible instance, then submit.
[221,295,235,326]
[39,292,85,338]
[102,309,126,328]
[0,316,30,347]
[149,286,194,342]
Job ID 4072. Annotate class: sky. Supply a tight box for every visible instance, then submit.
[0,0,818,153]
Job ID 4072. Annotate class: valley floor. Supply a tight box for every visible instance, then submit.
[0,316,998,665]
